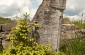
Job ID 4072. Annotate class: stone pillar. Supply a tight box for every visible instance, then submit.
[49,0,66,51]
[32,0,66,51]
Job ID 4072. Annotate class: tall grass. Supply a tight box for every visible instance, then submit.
[60,35,85,55]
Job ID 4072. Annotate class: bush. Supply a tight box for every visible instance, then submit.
[60,37,85,55]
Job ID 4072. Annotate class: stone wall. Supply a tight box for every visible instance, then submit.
[0,22,16,49]
[0,22,16,31]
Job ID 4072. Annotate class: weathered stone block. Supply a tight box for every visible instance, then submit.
[32,0,66,51]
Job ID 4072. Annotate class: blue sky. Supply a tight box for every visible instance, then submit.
[0,0,85,21]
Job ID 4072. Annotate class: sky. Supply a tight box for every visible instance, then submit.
[64,0,85,21]
[0,0,85,21]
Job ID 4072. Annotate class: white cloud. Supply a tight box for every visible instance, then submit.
[64,0,85,21]
[0,0,43,20]
[65,0,82,15]
[30,8,37,20]
[69,5,76,10]
[64,11,85,21]
[68,15,81,21]
[0,0,14,13]
[0,0,14,6]
[0,0,85,21]
[63,14,80,21]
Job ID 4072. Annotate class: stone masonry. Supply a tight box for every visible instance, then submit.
[32,0,66,51]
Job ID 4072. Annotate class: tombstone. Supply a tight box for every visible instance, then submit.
[32,0,67,51]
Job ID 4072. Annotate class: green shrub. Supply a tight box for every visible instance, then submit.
[60,37,85,55]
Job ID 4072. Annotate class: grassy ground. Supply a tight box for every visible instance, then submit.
[0,17,13,24]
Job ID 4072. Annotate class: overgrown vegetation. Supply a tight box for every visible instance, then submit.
[72,21,85,29]
[0,17,14,24]
[60,36,85,55]
[1,14,85,55]
[0,13,65,55]
[60,17,85,55]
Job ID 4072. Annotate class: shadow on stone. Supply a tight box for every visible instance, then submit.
[0,25,4,32]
